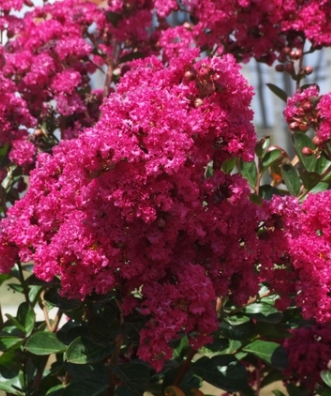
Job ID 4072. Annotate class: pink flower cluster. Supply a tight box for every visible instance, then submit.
[284,85,331,143]
[284,323,331,389]
[287,191,331,323]
[0,52,292,369]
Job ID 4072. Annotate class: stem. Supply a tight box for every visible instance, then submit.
[51,309,63,332]
[296,39,305,91]
[32,356,49,390]
[173,348,196,387]
[108,333,124,396]
[0,303,4,330]
[103,60,113,100]
[41,291,52,331]
[17,261,30,305]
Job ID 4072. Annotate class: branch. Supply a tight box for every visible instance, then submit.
[173,348,196,387]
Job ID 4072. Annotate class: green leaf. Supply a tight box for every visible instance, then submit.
[17,302,35,336]
[237,159,257,188]
[192,355,247,392]
[0,337,24,352]
[259,185,282,200]
[309,181,329,194]
[111,361,150,395]
[204,338,229,353]
[46,384,64,396]
[65,362,108,383]
[0,273,12,286]
[242,340,288,370]
[220,319,256,341]
[62,380,108,396]
[44,288,80,311]
[266,83,288,102]
[0,372,24,395]
[256,322,292,339]
[287,383,311,396]
[321,371,331,388]
[66,336,114,364]
[244,303,283,323]
[280,163,301,196]
[88,317,114,346]
[292,132,316,172]
[272,391,287,396]
[249,194,262,206]
[255,136,270,158]
[261,149,283,169]
[25,332,66,355]
[221,157,236,174]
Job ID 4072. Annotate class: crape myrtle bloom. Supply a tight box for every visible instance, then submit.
[287,190,331,323]
[283,323,331,389]
[0,52,291,369]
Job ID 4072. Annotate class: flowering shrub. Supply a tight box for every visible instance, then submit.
[2,1,331,396]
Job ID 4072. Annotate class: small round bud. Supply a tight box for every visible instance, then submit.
[302,101,313,112]
[285,63,294,74]
[194,98,204,108]
[289,121,300,130]
[313,135,323,146]
[198,64,210,78]
[183,22,193,30]
[302,147,314,156]
[290,49,302,60]
[304,66,313,75]
[282,46,291,55]
[183,70,194,80]
[157,218,166,228]
[277,54,286,63]
[275,64,285,72]
[299,124,308,132]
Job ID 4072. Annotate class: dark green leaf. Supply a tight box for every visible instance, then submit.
[292,132,316,172]
[44,288,80,311]
[111,361,150,395]
[67,336,113,364]
[255,136,270,158]
[62,380,108,396]
[237,159,257,188]
[299,169,320,190]
[205,338,229,353]
[280,163,301,196]
[0,337,23,352]
[256,322,292,339]
[0,273,12,286]
[220,319,256,341]
[25,332,66,355]
[259,185,282,200]
[65,362,108,383]
[261,149,283,169]
[221,157,236,174]
[244,303,283,323]
[192,355,247,392]
[249,194,262,206]
[242,340,288,370]
[17,302,35,336]
[266,83,288,102]
[88,317,114,346]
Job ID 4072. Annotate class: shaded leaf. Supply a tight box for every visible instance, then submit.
[25,332,66,355]
[67,336,113,364]
[111,361,150,395]
[244,303,283,323]
[242,340,288,370]
[192,355,247,392]
[280,163,301,196]
[237,159,257,188]
[266,83,288,102]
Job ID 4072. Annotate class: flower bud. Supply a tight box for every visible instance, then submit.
[275,64,285,72]
[183,70,194,81]
[302,101,313,112]
[285,63,294,74]
[157,218,166,228]
[313,135,323,146]
[194,98,203,108]
[198,64,210,78]
[302,147,314,156]
[304,66,313,75]
[289,121,300,130]
[290,49,302,60]
[299,124,308,132]
[282,46,291,55]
